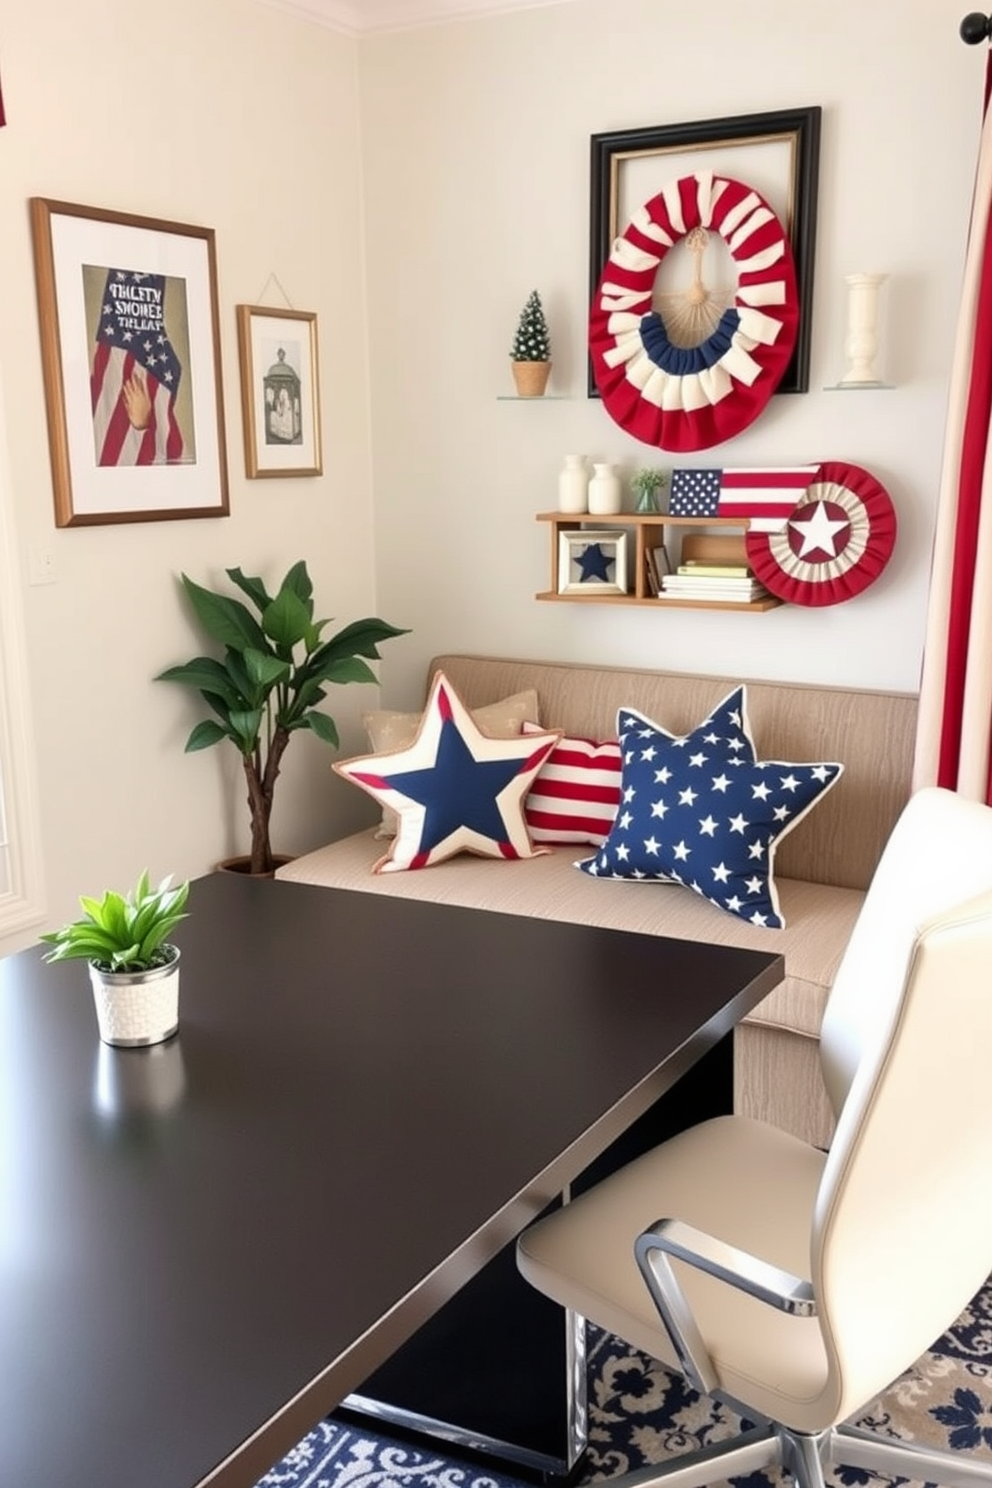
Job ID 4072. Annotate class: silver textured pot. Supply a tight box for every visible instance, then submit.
[88,946,180,1047]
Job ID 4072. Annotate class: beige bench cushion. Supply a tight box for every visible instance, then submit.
[278,830,864,1041]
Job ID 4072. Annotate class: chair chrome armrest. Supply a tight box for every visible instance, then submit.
[633,1217,817,1398]
[638,1217,818,1317]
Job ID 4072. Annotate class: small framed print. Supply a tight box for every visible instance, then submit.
[558,529,628,595]
[236,305,322,478]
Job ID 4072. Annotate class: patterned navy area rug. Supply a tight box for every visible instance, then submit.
[255,1280,992,1488]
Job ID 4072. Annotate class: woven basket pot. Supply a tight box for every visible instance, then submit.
[88,948,180,1047]
[511,360,551,397]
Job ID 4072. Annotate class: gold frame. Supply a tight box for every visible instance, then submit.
[30,198,229,527]
[236,305,322,479]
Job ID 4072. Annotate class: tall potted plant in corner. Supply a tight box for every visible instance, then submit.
[156,561,407,876]
[510,289,552,397]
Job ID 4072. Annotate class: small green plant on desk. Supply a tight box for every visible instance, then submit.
[41,871,191,1046]
[40,871,190,972]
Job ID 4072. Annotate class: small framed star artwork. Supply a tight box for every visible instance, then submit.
[558,528,628,595]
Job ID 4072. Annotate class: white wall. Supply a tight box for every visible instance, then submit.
[0,0,984,953]
[0,0,398,951]
[358,0,982,706]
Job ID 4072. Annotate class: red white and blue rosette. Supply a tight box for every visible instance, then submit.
[744,461,897,607]
[589,171,799,453]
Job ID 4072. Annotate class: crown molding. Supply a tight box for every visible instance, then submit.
[255,0,577,37]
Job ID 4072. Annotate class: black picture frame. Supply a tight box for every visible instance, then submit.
[588,106,821,398]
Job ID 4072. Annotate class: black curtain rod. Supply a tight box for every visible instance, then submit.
[962,11,992,42]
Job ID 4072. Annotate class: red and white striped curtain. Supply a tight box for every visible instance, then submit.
[914,54,992,804]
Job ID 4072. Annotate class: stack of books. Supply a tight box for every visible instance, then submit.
[659,559,771,604]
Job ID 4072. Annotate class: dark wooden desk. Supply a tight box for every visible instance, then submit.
[0,872,781,1488]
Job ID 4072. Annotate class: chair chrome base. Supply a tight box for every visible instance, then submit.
[597,1420,992,1488]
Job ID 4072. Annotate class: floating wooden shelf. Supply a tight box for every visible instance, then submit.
[536,512,784,611]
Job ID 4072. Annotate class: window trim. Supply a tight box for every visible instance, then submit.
[0,364,45,941]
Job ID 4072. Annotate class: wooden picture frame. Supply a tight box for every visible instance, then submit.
[588,106,821,397]
[558,529,628,595]
[30,198,229,527]
[236,305,322,478]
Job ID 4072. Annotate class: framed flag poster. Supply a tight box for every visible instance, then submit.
[30,199,229,526]
[236,304,322,478]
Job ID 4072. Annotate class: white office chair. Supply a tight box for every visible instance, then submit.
[517,786,992,1488]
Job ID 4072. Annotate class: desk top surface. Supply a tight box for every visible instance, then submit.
[0,872,782,1488]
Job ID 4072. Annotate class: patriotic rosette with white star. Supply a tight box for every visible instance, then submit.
[590,171,799,453]
[744,460,897,607]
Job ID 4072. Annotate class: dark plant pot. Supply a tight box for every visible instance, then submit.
[216,854,295,880]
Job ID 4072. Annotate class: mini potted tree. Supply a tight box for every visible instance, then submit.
[156,560,407,876]
[41,871,190,1046]
[510,289,552,397]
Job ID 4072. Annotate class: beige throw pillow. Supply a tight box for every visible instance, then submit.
[362,688,541,837]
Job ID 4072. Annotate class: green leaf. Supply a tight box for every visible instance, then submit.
[291,678,327,710]
[244,649,290,691]
[318,617,409,661]
[93,890,129,942]
[227,708,263,751]
[279,560,313,607]
[180,575,267,654]
[155,657,245,710]
[136,919,181,962]
[108,943,142,970]
[305,711,339,747]
[262,588,313,650]
[225,567,272,614]
[185,720,230,752]
[325,656,378,686]
[222,648,257,703]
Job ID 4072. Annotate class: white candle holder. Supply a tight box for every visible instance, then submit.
[838,272,887,386]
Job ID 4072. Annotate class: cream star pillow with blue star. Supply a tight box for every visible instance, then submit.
[577,687,843,928]
[335,671,562,873]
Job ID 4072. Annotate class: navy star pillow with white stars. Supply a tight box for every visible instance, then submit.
[577,687,843,929]
[335,670,562,873]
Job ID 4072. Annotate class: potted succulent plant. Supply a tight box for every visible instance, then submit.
[41,871,190,1047]
[156,560,407,876]
[510,289,552,397]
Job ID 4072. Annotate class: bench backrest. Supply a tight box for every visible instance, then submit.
[429,653,918,893]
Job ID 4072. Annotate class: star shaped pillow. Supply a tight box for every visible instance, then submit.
[335,671,562,873]
[577,687,843,928]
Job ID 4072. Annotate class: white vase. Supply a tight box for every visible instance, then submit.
[839,273,887,385]
[588,462,621,516]
[558,454,589,513]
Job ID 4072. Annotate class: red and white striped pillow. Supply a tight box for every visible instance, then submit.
[522,723,622,845]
